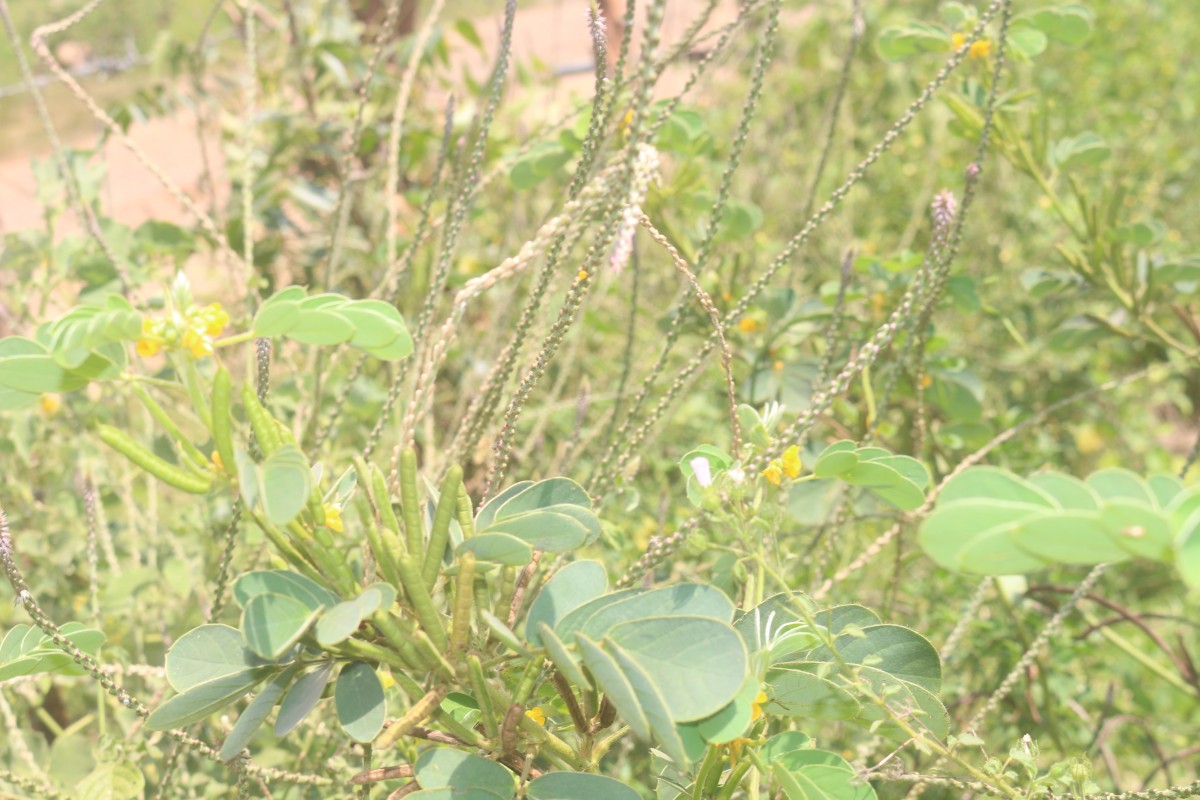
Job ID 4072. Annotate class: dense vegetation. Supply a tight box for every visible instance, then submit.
[1,0,1198,798]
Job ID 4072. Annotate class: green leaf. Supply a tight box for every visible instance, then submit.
[457,533,534,565]
[146,669,271,729]
[808,625,941,693]
[165,624,264,692]
[496,478,591,516]
[576,634,651,740]
[525,560,608,646]
[414,748,515,798]
[1023,4,1094,44]
[553,589,644,642]
[0,354,88,393]
[919,500,1050,573]
[233,570,338,611]
[1175,509,1200,590]
[1086,468,1155,506]
[527,772,640,800]
[877,22,951,61]
[691,676,763,743]
[283,308,356,345]
[1011,510,1133,565]
[76,760,145,800]
[608,640,692,765]
[1148,474,1186,509]
[1028,471,1101,510]
[715,199,763,242]
[841,461,925,510]
[475,481,534,530]
[764,667,861,720]
[1007,24,1049,58]
[241,593,321,660]
[939,467,1056,507]
[813,450,858,478]
[276,661,334,736]
[1052,132,1110,171]
[335,661,386,743]
[577,584,734,641]
[480,510,590,552]
[253,299,302,337]
[315,601,364,647]
[219,668,296,759]
[606,616,747,721]
[538,623,591,689]
[259,445,313,525]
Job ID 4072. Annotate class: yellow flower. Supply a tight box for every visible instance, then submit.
[737,318,766,334]
[763,464,783,486]
[969,38,992,59]
[211,451,225,473]
[918,373,933,389]
[577,269,589,282]
[181,326,213,359]
[525,706,547,726]
[750,690,768,722]
[781,446,802,479]
[39,394,62,417]
[772,360,784,372]
[324,504,344,533]
[725,737,752,767]
[136,317,164,358]
[952,31,991,59]
[195,303,230,337]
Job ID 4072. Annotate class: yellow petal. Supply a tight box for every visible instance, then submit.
[763,464,783,486]
[781,445,803,478]
[136,339,161,358]
[324,504,344,533]
[525,706,546,726]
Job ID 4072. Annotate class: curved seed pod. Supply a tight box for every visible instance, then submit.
[97,425,212,494]
[130,383,209,474]
[422,465,462,588]
[210,366,237,479]
[467,654,500,740]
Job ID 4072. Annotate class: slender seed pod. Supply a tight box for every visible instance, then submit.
[97,425,212,494]
[496,566,517,622]
[210,366,238,480]
[399,448,424,557]
[698,744,724,797]
[512,658,542,707]
[130,383,210,474]
[374,686,449,749]
[357,495,400,586]
[455,483,476,539]
[474,578,491,630]
[467,655,500,740]
[370,464,402,539]
[422,465,462,588]
[394,553,447,650]
[449,551,476,658]
[412,630,457,681]
[242,382,281,456]
[369,613,425,671]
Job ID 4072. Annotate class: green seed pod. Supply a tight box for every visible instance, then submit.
[210,366,237,480]
[97,425,212,495]
[422,465,462,589]
[394,553,447,651]
[399,448,424,558]
[449,551,476,658]
[130,383,209,475]
[241,382,281,457]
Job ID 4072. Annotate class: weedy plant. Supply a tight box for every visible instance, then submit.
[1,0,1198,799]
